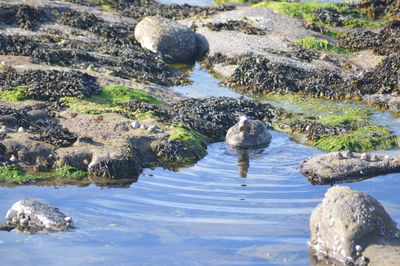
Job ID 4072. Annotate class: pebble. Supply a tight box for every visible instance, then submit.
[9,155,17,162]
[148,125,157,132]
[17,127,25,133]
[355,245,362,252]
[0,126,9,133]
[140,124,147,130]
[131,121,140,129]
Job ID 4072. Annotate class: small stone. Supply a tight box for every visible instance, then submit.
[360,153,370,161]
[9,155,17,162]
[0,126,10,133]
[343,150,353,158]
[17,127,25,133]
[131,121,140,129]
[355,245,362,252]
[140,124,147,130]
[336,152,344,160]
[371,155,379,161]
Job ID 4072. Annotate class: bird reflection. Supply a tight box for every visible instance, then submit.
[237,149,250,178]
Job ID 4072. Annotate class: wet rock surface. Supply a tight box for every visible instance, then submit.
[357,0,400,18]
[310,186,400,264]
[3,199,73,233]
[300,151,400,184]
[226,116,271,148]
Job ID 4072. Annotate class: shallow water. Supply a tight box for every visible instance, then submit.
[1,64,400,265]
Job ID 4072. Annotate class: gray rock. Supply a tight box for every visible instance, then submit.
[310,186,400,264]
[5,199,73,233]
[0,125,10,133]
[134,16,207,63]
[131,121,140,129]
[226,116,271,148]
[300,151,400,184]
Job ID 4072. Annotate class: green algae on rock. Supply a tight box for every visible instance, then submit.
[295,37,349,55]
[269,95,399,152]
[0,165,43,183]
[62,85,164,116]
[253,1,380,29]
[0,86,28,102]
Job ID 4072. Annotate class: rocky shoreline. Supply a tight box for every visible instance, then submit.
[0,0,399,264]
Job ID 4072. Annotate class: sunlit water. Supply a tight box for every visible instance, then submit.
[1,1,400,265]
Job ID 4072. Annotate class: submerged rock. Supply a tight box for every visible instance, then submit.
[300,151,400,184]
[4,199,73,234]
[310,186,400,264]
[134,16,207,63]
[226,116,271,148]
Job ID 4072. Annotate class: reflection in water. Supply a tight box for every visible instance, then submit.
[238,149,250,178]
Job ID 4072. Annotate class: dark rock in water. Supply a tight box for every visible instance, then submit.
[0,68,100,101]
[226,116,271,148]
[203,20,265,35]
[134,16,207,63]
[88,146,143,179]
[4,199,73,234]
[300,151,400,184]
[310,186,400,264]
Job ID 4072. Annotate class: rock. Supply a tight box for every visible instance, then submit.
[131,121,140,129]
[88,146,143,179]
[17,127,25,133]
[300,151,400,184]
[310,186,400,264]
[134,16,207,63]
[226,116,271,148]
[5,199,73,233]
[0,125,10,133]
[362,245,400,266]
[148,125,157,132]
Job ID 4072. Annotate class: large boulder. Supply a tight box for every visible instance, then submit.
[134,16,207,63]
[226,116,271,148]
[5,199,73,234]
[310,186,400,264]
[300,151,400,184]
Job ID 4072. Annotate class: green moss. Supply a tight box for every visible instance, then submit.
[0,165,44,183]
[295,37,350,55]
[315,125,398,152]
[254,1,380,29]
[62,85,163,116]
[0,86,28,102]
[134,111,158,120]
[52,165,87,180]
[323,29,346,38]
[268,95,398,152]
[167,124,208,163]
[90,85,164,106]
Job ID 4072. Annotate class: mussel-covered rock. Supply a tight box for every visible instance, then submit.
[88,146,143,179]
[203,20,265,35]
[226,116,271,148]
[134,16,207,63]
[310,186,400,264]
[300,151,400,184]
[4,199,73,234]
[0,68,100,101]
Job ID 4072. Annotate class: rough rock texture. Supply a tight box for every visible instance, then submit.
[310,186,400,264]
[226,116,271,148]
[300,151,400,184]
[363,94,400,111]
[134,16,207,63]
[5,199,73,233]
[362,245,400,266]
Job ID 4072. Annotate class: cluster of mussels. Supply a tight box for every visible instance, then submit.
[312,6,359,27]
[357,0,400,18]
[0,68,100,101]
[289,120,352,141]
[0,104,77,148]
[0,3,189,87]
[122,97,283,142]
[0,4,47,30]
[203,20,265,35]
[64,0,234,20]
[335,20,400,56]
